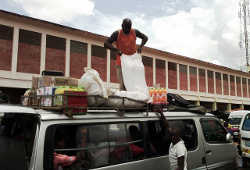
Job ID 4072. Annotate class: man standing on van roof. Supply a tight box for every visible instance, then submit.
[159,112,188,170]
[104,18,148,90]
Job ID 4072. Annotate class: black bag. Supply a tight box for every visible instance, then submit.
[167,93,192,107]
[167,104,206,115]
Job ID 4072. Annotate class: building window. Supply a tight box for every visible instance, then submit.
[168,62,177,89]
[17,29,41,74]
[142,56,153,86]
[242,78,247,98]
[70,40,87,78]
[110,51,118,83]
[156,59,166,88]
[91,45,107,81]
[223,74,229,95]
[0,24,13,71]
[46,35,66,73]
[199,69,206,92]
[230,75,235,96]
[189,66,197,92]
[215,72,222,94]
[179,64,188,91]
[236,77,242,97]
[207,70,214,94]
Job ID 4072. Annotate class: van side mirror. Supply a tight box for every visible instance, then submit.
[226,133,233,142]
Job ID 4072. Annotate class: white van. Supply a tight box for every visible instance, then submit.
[228,111,247,139]
[0,104,237,170]
[239,111,250,167]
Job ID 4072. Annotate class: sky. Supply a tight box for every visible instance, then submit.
[0,0,246,70]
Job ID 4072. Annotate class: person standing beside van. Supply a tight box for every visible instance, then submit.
[159,112,187,170]
[104,18,148,90]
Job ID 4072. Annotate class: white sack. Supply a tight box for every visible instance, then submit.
[79,68,108,98]
[121,53,150,101]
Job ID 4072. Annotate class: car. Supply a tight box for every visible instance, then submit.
[0,104,237,170]
[228,110,247,141]
[239,111,250,168]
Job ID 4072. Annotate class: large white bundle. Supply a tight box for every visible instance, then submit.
[120,53,150,102]
[79,68,108,98]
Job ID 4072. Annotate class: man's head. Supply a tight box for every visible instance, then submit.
[169,126,181,144]
[122,18,132,34]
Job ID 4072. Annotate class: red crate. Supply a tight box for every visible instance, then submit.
[63,91,87,114]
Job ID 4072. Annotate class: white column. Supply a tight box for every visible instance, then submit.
[221,73,224,96]
[166,60,168,89]
[228,75,231,96]
[235,75,237,96]
[153,57,156,86]
[107,50,111,83]
[247,78,249,98]
[11,27,19,73]
[214,72,216,95]
[187,65,190,91]
[40,33,46,74]
[205,69,208,93]
[65,39,70,77]
[177,63,180,90]
[197,67,200,92]
[87,43,91,68]
[241,77,243,98]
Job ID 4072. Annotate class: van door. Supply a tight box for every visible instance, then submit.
[144,119,207,170]
[199,118,237,170]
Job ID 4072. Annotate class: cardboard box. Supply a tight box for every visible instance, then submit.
[68,78,78,87]
[35,76,79,88]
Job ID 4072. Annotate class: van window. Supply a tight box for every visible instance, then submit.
[200,119,228,143]
[0,114,38,170]
[242,113,250,131]
[44,122,144,170]
[145,119,197,157]
[229,117,242,125]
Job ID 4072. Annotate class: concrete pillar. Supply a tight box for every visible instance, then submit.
[107,50,110,83]
[65,39,70,77]
[240,104,244,110]
[87,43,91,68]
[40,33,46,73]
[153,57,156,87]
[227,103,232,112]
[212,102,217,111]
[11,27,19,73]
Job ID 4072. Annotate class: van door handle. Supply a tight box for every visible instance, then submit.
[206,150,212,155]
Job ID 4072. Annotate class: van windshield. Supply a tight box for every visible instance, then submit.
[0,113,38,170]
[229,117,242,125]
[242,114,250,131]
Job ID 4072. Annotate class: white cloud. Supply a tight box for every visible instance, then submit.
[147,0,241,69]
[12,0,95,23]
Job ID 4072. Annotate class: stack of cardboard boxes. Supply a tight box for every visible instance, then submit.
[23,76,83,107]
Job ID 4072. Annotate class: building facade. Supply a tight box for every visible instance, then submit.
[0,10,249,111]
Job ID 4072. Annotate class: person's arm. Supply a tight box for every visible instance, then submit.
[159,111,169,130]
[176,156,185,170]
[175,143,186,170]
[104,31,122,55]
[135,29,148,53]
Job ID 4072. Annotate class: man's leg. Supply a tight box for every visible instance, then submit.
[116,65,126,90]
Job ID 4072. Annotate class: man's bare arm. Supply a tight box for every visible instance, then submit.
[176,156,185,170]
[135,29,148,53]
[104,31,121,54]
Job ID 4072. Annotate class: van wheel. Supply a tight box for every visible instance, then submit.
[242,157,248,168]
